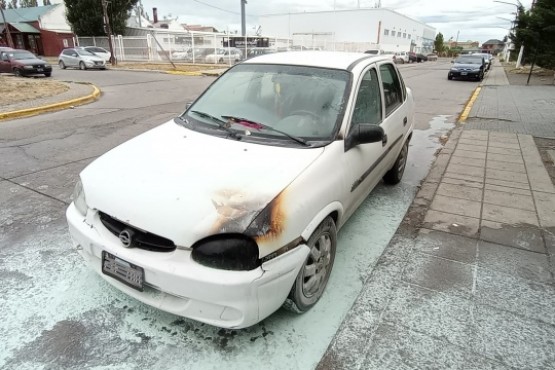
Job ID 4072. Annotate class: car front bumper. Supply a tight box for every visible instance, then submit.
[66,204,309,328]
[448,70,481,79]
[21,66,52,75]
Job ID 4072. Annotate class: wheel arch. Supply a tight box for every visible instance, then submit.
[300,202,343,241]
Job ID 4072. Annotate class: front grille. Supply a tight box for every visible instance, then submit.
[99,212,176,252]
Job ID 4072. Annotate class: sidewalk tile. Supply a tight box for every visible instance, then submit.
[461,130,488,140]
[473,303,555,370]
[485,183,531,196]
[519,134,555,194]
[477,241,552,284]
[443,177,484,189]
[423,210,480,237]
[489,132,518,142]
[362,322,511,370]
[476,267,555,326]
[487,141,521,150]
[414,229,478,264]
[480,220,546,253]
[444,172,484,183]
[486,168,529,184]
[459,138,488,147]
[451,156,486,168]
[483,189,535,211]
[486,146,521,156]
[437,183,483,202]
[404,254,474,297]
[482,204,538,226]
[485,178,530,191]
[452,149,487,160]
[533,191,555,227]
[457,144,487,153]
[430,194,481,218]
[487,152,524,164]
[446,163,485,178]
[485,159,526,174]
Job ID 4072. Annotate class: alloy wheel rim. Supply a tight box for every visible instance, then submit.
[302,232,332,298]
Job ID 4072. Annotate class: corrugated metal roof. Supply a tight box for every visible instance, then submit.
[0,4,58,23]
[10,22,40,33]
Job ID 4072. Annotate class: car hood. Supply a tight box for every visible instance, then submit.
[81,121,324,247]
[14,59,47,66]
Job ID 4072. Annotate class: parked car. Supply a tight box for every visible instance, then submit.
[58,47,106,70]
[393,51,409,64]
[448,55,485,81]
[247,47,276,59]
[0,46,14,52]
[66,51,414,329]
[426,53,438,61]
[408,52,428,63]
[0,49,52,77]
[204,48,243,64]
[472,52,492,71]
[83,46,111,63]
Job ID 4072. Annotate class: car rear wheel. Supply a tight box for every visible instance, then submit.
[59,60,66,69]
[79,61,86,70]
[383,139,409,185]
[218,58,224,64]
[13,68,22,77]
[283,216,337,313]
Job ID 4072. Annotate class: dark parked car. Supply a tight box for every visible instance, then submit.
[0,49,52,77]
[448,55,485,81]
[408,52,427,63]
[426,53,438,61]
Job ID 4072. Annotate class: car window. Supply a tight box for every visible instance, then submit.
[379,63,403,116]
[8,51,36,60]
[351,68,382,126]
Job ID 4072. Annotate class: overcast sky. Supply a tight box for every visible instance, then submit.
[138,0,533,44]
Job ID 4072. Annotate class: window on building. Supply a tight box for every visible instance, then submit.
[391,31,396,37]
[398,32,402,38]
[384,29,389,36]
[408,34,411,39]
[403,33,407,38]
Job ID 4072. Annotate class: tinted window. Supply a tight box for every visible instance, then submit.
[379,64,403,116]
[352,69,382,126]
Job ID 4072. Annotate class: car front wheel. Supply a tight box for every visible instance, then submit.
[59,60,66,69]
[79,61,86,70]
[13,68,22,77]
[383,139,409,185]
[283,216,337,313]
[44,72,51,77]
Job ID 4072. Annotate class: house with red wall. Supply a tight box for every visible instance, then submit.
[0,4,75,57]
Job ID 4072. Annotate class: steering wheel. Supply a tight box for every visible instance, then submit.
[289,110,320,120]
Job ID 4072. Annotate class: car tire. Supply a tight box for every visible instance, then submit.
[218,58,224,64]
[59,60,66,69]
[283,216,337,313]
[44,73,51,77]
[13,68,22,77]
[383,139,409,185]
[79,61,86,70]
[448,74,453,80]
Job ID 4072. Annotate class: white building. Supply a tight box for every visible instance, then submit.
[259,8,436,53]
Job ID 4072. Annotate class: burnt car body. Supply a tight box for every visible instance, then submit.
[0,49,52,77]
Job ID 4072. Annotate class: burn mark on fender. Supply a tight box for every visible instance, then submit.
[245,191,287,243]
[211,189,266,234]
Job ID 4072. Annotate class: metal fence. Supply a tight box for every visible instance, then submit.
[76,29,384,65]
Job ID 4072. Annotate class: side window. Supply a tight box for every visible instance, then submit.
[351,68,382,126]
[379,63,404,116]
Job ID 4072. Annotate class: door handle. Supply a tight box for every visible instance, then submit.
[382,134,388,146]
[403,117,408,126]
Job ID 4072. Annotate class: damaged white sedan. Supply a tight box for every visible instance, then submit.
[66,51,414,329]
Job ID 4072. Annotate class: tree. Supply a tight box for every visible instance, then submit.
[434,32,445,54]
[7,0,17,8]
[0,0,6,10]
[511,0,555,69]
[64,0,138,36]
[19,0,38,6]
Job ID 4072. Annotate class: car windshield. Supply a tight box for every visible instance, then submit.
[76,49,96,56]
[8,51,36,60]
[455,57,483,65]
[182,63,350,145]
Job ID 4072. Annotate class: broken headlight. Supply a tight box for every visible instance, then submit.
[191,234,260,271]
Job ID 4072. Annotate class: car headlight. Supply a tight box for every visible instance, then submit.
[72,179,88,216]
[450,68,458,72]
[23,66,34,69]
[45,64,51,68]
[191,234,259,271]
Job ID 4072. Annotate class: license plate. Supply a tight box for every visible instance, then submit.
[37,68,43,71]
[102,251,144,291]
[461,72,467,76]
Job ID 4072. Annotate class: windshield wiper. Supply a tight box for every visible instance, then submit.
[190,110,240,138]
[221,115,309,146]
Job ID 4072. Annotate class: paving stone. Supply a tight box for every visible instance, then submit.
[487,152,524,164]
[423,210,480,238]
[404,254,475,297]
[452,149,487,160]
[480,220,546,253]
[457,144,487,153]
[489,132,519,142]
[444,172,484,183]
[484,183,531,196]
[485,159,526,173]
[483,189,535,211]
[533,191,555,227]
[482,203,539,226]
[458,138,488,147]
[443,177,484,189]
[487,146,522,156]
[487,141,521,150]
[477,241,552,284]
[430,194,482,218]
[437,182,483,202]
[450,156,486,168]
[461,130,489,139]
[519,134,555,194]
[414,228,478,264]
[485,177,530,191]
[486,168,529,184]
[445,163,485,179]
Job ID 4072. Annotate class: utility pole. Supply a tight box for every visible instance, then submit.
[0,6,14,48]
[101,0,117,65]
[241,0,247,36]
[494,0,523,67]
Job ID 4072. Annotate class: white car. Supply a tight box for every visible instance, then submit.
[58,47,106,70]
[204,48,243,64]
[66,51,414,329]
[83,46,111,63]
[394,51,410,64]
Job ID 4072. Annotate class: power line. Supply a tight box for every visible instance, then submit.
[193,0,241,15]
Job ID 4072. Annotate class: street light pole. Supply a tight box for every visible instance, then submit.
[493,0,524,67]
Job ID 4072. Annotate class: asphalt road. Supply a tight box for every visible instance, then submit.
[0,59,480,369]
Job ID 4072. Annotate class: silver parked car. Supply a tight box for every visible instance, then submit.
[83,46,111,63]
[58,47,106,70]
[204,48,244,64]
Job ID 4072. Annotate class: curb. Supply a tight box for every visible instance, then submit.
[458,85,481,123]
[0,83,101,121]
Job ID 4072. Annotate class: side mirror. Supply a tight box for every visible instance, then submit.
[345,124,384,151]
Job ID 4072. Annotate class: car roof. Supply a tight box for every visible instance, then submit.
[242,51,385,70]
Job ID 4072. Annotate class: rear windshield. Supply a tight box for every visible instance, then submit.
[455,57,483,64]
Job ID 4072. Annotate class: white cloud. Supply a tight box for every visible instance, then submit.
[138,0,533,43]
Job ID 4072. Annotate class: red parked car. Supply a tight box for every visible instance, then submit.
[0,49,52,77]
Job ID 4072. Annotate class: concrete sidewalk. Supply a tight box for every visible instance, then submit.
[318,62,555,370]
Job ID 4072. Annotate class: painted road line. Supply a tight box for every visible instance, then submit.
[458,86,481,123]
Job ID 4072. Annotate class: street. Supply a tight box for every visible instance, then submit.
[0,60,481,369]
